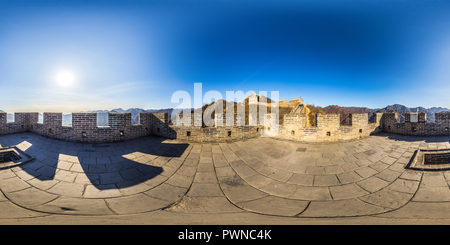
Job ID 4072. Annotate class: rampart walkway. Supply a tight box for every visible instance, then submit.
[1,132,450,224]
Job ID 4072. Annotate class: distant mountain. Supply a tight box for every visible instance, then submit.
[429,107,450,113]
[110,108,125,113]
[145,108,179,114]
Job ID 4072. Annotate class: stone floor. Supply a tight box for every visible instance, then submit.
[2,132,450,224]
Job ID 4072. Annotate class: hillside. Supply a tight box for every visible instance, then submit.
[305,104,326,126]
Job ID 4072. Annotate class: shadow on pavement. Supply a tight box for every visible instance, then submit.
[0,133,189,190]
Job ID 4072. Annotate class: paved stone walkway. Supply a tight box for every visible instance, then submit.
[2,132,450,223]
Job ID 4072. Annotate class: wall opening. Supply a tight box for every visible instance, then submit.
[446,127,449,132]
[187,131,191,136]
[62,114,72,126]
[228,131,232,137]
[413,127,417,132]
[6,113,14,123]
[157,128,160,132]
[49,128,52,133]
[326,132,331,136]
[82,132,87,138]
[359,129,362,133]
[120,131,124,136]
[388,126,391,130]
[145,127,148,132]
[97,113,108,127]
[291,130,295,135]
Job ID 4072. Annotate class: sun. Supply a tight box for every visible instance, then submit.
[56,71,76,87]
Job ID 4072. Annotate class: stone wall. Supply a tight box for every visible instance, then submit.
[0,113,32,135]
[271,113,383,142]
[0,111,383,143]
[0,112,153,143]
[159,111,382,143]
[167,125,260,142]
[4,110,450,143]
[151,113,177,139]
[383,112,450,136]
[155,112,260,142]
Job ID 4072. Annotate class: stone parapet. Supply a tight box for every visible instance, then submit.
[3,109,449,143]
[273,113,382,142]
[383,112,450,136]
[0,112,153,143]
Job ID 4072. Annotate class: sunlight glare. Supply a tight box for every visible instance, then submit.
[56,71,76,87]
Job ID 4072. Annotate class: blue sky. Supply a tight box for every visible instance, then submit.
[1,0,450,113]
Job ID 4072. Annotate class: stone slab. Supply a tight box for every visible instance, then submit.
[300,198,390,217]
[236,196,309,216]
[105,193,172,214]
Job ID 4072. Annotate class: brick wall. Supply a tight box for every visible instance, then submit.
[383,112,450,136]
[164,112,381,143]
[0,112,39,135]
[274,113,382,142]
[0,112,152,143]
[156,112,260,142]
[0,111,381,143]
[3,109,449,143]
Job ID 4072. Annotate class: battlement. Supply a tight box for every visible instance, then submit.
[2,110,450,143]
[164,111,384,142]
[0,112,154,142]
[167,112,260,142]
[383,112,450,136]
[270,112,384,142]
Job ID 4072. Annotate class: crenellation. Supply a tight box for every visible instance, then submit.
[419,113,427,123]
[382,112,450,136]
[0,112,153,142]
[2,108,450,143]
[271,112,383,142]
[436,112,450,123]
[349,113,368,128]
